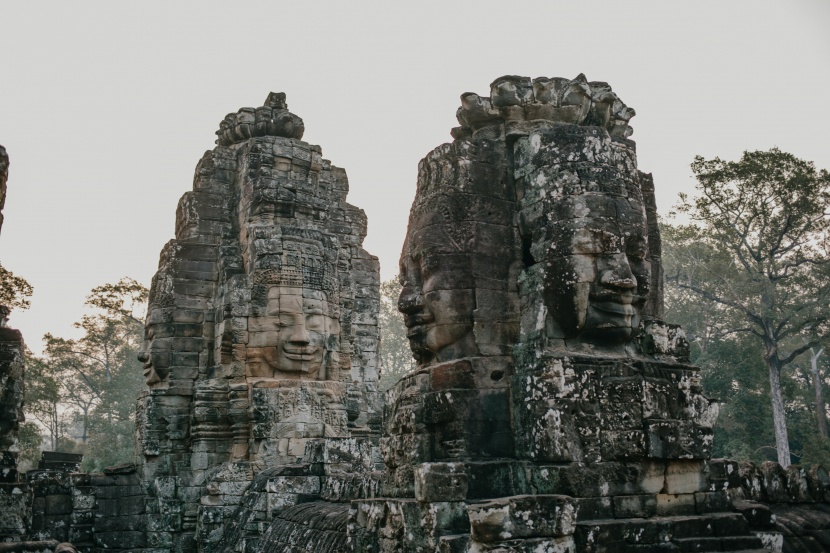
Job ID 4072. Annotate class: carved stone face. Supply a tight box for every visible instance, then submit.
[137,307,172,386]
[248,288,338,378]
[398,236,476,365]
[545,197,651,344]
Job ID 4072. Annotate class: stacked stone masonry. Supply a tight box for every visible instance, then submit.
[2,80,830,553]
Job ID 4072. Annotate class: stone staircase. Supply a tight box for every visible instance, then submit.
[575,512,776,552]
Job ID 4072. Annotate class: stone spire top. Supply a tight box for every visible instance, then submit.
[452,74,636,140]
[215,91,305,145]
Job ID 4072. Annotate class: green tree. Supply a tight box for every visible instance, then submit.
[378,278,415,391]
[35,278,147,470]
[665,222,830,467]
[24,352,73,452]
[0,262,32,312]
[16,421,44,471]
[665,149,830,467]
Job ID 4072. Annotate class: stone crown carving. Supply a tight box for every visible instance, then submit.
[216,91,305,145]
[452,74,635,140]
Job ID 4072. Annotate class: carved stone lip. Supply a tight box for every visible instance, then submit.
[283,347,319,361]
[405,325,428,339]
[404,314,433,330]
[591,301,636,316]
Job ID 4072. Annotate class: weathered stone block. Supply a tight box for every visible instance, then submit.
[693,490,731,514]
[707,458,741,492]
[573,496,614,521]
[95,530,147,549]
[601,429,645,461]
[655,493,696,516]
[574,518,661,547]
[645,420,712,460]
[45,493,72,515]
[563,463,641,497]
[665,460,706,494]
[71,491,95,510]
[265,476,320,495]
[414,463,467,502]
[613,494,657,518]
[731,499,774,529]
[468,495,575,542]
[760,461,790,503]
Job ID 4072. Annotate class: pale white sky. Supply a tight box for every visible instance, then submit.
[1,0,828,355]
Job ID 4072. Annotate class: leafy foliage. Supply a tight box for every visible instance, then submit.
[664,148,830,466]
[0,262,32,312]
[23,352,71,452]
[24,278,147,471]
[378,278,415,391]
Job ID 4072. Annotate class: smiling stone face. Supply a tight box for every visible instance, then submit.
[247,286,339,379]
[544,196,651,344]
[513,121,651,351]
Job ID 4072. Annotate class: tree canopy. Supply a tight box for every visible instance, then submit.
[0,262,32,313]
[22,278,147,471]
[377,277,414,391]
[665,148,830,466]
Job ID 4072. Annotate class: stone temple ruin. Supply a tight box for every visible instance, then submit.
[3,78,830,552]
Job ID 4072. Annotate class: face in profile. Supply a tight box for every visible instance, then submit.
[137,307,173,386]
[398,232,476,365]
[545,197,651,345]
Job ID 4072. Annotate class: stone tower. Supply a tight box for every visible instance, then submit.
[349,76,775,553]
[136,93,381,552]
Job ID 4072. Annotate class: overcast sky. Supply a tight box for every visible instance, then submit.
[1,0,828,354]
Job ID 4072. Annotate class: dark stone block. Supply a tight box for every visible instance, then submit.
[732,500,775,529]
[430,360,476,391]
[669,515,716,539]
[95,530,147,549]
[574,496,614,520]
[613,494,657,518]
[466,461,516,499]
[694,490,731,514]
[673,537,722,552]
[720,535,764,549]
[45,494,72,515]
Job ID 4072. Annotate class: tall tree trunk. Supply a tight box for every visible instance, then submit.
[767,353,791,467]
[811,347,828,438]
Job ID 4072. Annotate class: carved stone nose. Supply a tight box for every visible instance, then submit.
[599,254,637,289]
[137,351,149,363]
[289,315,311,343]
[398,289,423,313]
